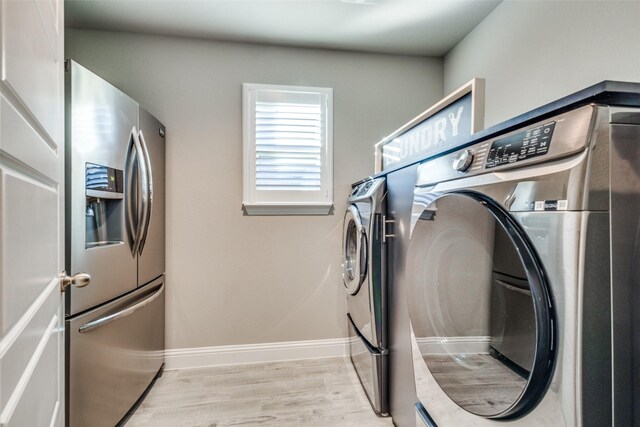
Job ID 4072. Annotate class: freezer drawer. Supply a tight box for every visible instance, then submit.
[67,276,165,427]
[347,314,388,416]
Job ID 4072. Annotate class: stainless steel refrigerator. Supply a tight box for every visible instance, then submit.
[64,61,166,427]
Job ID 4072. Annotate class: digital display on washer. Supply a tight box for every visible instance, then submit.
[485,122,556,169]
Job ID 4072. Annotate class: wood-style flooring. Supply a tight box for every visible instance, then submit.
[126,357,393,427]
[423,353,526,416]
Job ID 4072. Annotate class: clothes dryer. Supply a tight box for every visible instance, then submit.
[343,177,389,416]
[405,104,639,426]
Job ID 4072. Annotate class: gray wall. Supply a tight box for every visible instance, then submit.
[445,1,640,128]
[66,29,443,349]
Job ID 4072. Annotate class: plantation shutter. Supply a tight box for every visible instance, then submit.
[255,94,323,191]
[243,84,333,215]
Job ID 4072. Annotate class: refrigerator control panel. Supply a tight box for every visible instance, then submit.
[86,162,123,193]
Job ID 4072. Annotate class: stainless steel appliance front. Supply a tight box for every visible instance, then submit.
[67,277,165,427]
[66,59,139,316]
[65,61,166,427]
[342,177,389,416]
[400,104,640,426]
[137,108,166,286]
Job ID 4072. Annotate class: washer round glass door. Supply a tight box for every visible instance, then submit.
[342,204,367,295]
[407,191,555,419]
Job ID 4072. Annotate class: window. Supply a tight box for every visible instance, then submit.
[242,83,333,215]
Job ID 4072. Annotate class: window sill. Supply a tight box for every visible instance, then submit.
[243,203,334,216]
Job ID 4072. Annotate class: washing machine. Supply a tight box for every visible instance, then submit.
[342,177,390,416]
[404,103,639,426]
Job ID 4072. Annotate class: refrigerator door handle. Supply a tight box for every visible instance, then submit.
[137,130,153,256]
[78,283,164,333]
[125,127,142,256]
[134,128,149,255]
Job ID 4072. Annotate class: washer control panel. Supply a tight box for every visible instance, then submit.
[486,122,556,169]
[350,178,384,200]
[452,149,474,172]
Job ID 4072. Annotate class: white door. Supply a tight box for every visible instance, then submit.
[0,0,66,425]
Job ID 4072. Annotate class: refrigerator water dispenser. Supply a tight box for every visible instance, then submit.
[85,163,124,248]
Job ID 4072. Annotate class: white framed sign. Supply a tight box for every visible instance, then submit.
[375,78,485,172]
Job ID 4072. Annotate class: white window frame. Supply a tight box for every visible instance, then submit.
[242,83,334,215]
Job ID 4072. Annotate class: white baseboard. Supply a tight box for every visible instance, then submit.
[416,336,490,355]
[164,338,349,370]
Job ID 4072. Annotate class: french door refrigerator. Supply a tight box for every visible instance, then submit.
[65,61,165,427]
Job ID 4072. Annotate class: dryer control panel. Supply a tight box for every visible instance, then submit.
[485,122,556,169]
[415,105,594,188]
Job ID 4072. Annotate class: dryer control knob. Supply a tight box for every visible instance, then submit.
[452,149,474,172]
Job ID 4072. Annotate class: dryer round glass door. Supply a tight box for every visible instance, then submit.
[342,204,367,295]
[407,191,555,419]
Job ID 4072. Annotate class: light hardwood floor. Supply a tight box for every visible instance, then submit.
[126,357,393,426]
[423,353,526,416]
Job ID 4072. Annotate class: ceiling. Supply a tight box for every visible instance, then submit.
[65,0,501,56]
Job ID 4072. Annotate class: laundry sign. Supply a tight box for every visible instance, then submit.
[375,78,485,172]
